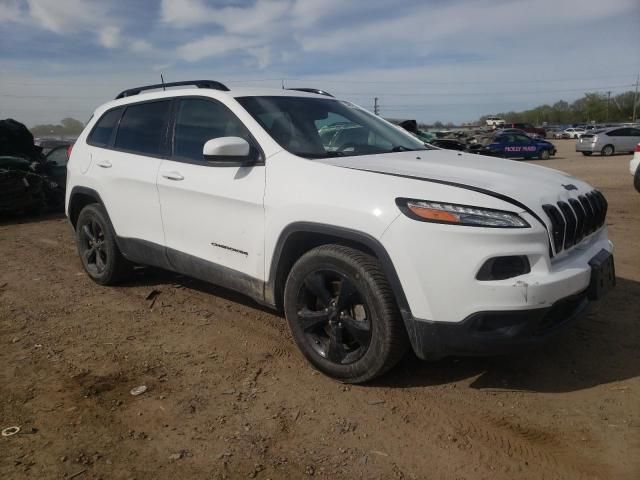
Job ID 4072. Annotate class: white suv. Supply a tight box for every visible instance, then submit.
[66,80,615,383]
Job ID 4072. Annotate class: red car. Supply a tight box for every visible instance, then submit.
[502,122,546,138]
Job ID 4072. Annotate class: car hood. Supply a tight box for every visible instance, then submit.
[318,150,593,220]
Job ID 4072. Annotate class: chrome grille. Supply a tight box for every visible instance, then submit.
[542,190,607,256]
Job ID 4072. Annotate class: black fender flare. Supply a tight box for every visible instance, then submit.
[266,222,412,320]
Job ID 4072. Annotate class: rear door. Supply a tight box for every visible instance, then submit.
[156,97,266,283]
[88,100,169,246]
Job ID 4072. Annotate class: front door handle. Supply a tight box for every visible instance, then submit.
[161,171,184,181]
[96,160,112,168]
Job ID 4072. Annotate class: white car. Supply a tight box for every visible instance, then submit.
[564,127,586,139]
[631,143,640,192]
[485,117,505,128]
[65,80,615,383]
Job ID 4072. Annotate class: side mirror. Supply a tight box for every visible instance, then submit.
[203,137,252,165]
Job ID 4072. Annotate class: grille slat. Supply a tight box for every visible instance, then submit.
[544,190,607,256]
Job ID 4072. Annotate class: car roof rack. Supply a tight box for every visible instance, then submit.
[115,80,230,99]
[286,88,334,97]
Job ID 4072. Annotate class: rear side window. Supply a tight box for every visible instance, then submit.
[115,101,170,156]
[88,108,122,147]
[173,98,251,161]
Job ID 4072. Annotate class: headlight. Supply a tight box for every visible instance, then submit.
[396,198,530,228]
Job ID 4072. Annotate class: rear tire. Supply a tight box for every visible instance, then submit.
[283,244,408,383]
[76,204,131,285]
[601,145,614,156]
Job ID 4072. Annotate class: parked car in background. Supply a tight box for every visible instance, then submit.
[501,122,546,138]
[34,138,75,155]
[563,127,586,139]
[0,155,46,215]
[485,117,505,128]
[630,143,640,192]
[576,127,640,156]
[481,132,556,160]
[40,144,72,207]
[429,138,468,151]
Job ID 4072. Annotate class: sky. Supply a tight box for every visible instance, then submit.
[1,0,639,127]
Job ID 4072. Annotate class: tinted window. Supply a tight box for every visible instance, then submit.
[629,128,640,136]
[115,101,170,155]
[88,108,122,147]
[173,98,252,161]
[46,147,69,165]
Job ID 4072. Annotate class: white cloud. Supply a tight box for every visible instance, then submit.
[177,34,259,62]
[26,0,101,33]
[131,39,153,53]
[0,0,24,23]
[99,25,120,49]
[160,0,214,27]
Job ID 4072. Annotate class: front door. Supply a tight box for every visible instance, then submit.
[156,97,266,288]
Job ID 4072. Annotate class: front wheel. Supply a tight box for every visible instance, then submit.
[283,245,408,383]
[538,149,550,160]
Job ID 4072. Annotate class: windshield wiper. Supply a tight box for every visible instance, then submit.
[391,145,417,152]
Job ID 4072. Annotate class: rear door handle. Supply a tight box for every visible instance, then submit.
[161,171,184,181]
[96,160,112,168]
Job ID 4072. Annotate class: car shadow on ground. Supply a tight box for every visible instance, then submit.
[118,265,277,316]
[0,210,66,227]
[373,277,640,393]
[118,263,640,394]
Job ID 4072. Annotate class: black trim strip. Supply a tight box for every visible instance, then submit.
[339,166,548,229]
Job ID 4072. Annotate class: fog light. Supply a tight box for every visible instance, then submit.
[476,256,530,281]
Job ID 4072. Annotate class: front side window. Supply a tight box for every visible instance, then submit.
[173,98,252,162]
[114,101,170,155]
[88,108,122,147]
[46,147,68,165]
[236,96,428,159]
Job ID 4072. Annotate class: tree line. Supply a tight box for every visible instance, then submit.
[30,117,85,136]
[478,90,638,126]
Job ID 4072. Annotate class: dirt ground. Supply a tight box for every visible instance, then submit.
[1,140,639,480]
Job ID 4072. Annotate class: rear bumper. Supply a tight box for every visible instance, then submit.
[576,142,598,152]
[405,290,590,359]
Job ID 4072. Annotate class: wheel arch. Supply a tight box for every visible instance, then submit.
[68,186,108,229]
[266,222,411,319]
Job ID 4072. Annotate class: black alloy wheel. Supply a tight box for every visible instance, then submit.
[79,219,108,276]
[296,269,372,365]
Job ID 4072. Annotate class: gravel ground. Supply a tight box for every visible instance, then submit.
[1,140,639,479]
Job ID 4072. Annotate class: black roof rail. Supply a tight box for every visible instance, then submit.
[286,88,334,97]
[115,80,229,99]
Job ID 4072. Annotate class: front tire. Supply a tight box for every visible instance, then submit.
[538,149,550,160]
[283,245,408,383]
[601,145,614,156]
[76,204,130,285]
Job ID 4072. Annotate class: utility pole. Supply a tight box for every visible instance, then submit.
[606,91,611,122]
[374,97,379,115]
[633,74,639,124]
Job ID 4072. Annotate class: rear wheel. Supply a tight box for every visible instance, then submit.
[601,145,615,156]
[582,152,592,156]
[76,204,130,285]
[283,245,408,383]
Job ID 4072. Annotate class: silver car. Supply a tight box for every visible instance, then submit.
[576,126,640,156]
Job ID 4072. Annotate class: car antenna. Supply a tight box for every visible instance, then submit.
[160,73,166,91]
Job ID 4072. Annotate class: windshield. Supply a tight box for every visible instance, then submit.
[236,96,430,159]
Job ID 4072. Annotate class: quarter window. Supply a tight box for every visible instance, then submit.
[114,101,170,155]
[173,98,252,162]
[88,108,122,147]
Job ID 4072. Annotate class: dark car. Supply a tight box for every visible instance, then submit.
[429,138,468,151]
[0,155,46,214]
[502,122,546,138]
[40,144,71,207]
[482,132,556,160]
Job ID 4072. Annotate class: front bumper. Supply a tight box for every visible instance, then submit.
[404,290,590,359]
